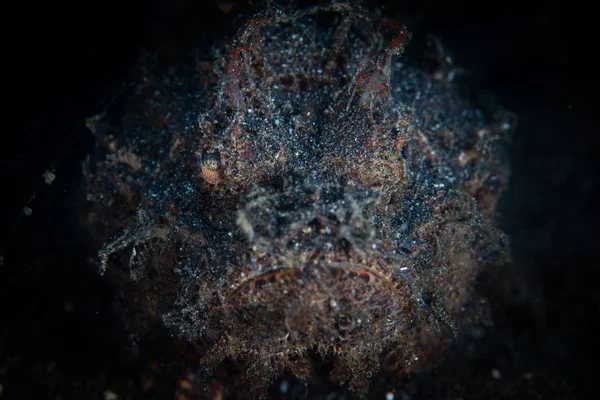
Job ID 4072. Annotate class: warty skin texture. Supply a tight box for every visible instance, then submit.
[85,4,511,396]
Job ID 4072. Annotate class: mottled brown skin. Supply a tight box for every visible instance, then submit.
[85,4,511,397]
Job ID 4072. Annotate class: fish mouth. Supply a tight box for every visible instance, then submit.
[219,261,410,348]
[225,262,393,302]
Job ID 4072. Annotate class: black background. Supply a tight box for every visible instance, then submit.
[8,0,597,399]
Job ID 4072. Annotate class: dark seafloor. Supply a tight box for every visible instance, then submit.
[7,1,597,399]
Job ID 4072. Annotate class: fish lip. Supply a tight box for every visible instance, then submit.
[223,261,393,304]
[217,261,411,352]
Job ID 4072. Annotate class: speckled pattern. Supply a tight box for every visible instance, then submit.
[84,4,511,397]
[8,1,593,400]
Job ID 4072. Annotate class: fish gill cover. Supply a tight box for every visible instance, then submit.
[83,3,513,397]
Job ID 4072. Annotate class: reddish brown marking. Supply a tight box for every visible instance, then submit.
[351,75,372,96]
[366,14,409,53]
[252,268,301,287]
[227,44,254,76]
[226,265,385,302]
[388,31,409,52]
[244,17,270,43]
[224,44,255,108]
[365,134,374,152]
[223,17,270,108]
[348,269,375,283]
[168,203,182,214]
